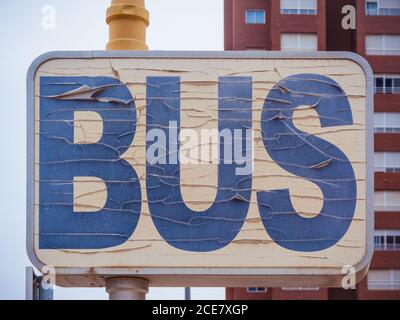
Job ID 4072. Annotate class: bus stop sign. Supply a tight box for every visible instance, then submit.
[27,51,373,288]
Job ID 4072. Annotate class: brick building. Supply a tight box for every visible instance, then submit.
[224,0,400,300]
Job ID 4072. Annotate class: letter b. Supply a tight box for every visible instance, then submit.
[39,76,141,249]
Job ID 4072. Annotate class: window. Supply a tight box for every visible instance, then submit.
[366,1,379,15]
[374,152,400,172]
[366,0,400,16]
[281,0,317,15]
[366,35,400,55]
[374,113,400,133]
[374,230,400,250]
[368,270,400,290]
[374,75,400,94]
[375,191,400,211]
[281,33,318,51]
[247,287,267,293]
[245,9,266,24]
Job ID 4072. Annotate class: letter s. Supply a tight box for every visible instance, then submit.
[257,74,357,252]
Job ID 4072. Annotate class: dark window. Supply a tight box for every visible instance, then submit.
[386,78,393,93]
[394,79,400,93]
[247,287,266,293]
[375,78,383,92]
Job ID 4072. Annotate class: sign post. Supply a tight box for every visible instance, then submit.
[25,267,53,300]
[106,277,149,300]
[105,0,150,299]
[106,0,149,51]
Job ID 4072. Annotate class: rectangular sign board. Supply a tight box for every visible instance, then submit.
[27,51,373,288]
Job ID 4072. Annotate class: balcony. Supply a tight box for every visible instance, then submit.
[375,128,400,133]
[368,49,400,56]
[366,8,400,16]
[375,204,400,212]
[375,87,400,94]
[281,9,317,15]
[375,244,400,251]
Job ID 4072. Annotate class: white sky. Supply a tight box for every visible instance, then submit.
[0,0,225,300]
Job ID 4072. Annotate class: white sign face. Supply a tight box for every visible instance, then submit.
[27,51,373,287]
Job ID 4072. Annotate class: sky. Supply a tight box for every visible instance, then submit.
[0,0,225,300]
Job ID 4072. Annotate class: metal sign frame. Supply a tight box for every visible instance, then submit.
[27,51,374,288]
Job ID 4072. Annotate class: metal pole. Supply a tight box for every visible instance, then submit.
[106,277,149,300]
[106,0,149,50]
[185,287,191,300]
[26,267,35,300]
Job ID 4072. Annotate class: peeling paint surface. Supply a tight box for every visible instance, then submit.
[30,55,370,275]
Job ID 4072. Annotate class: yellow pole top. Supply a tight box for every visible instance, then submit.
[106,0,149,50]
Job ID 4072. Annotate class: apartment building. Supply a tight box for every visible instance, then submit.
[224,0,400,300]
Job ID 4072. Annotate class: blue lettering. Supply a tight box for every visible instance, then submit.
[257,74,357,252]
[146,77,252,252]
[39,77,141,249]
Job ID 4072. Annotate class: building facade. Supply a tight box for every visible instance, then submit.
[224,0,400,300]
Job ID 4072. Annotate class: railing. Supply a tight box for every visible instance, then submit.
[374,243,400,251]
[374,86,400,94]
[374,127,400,133]
[375,205,400,211]
[281,47,318,51]
[368,49,400,56]
[281,9,317,15]
[368,279,400,290]
[374,166,400,173]
[366,8,400,16]
[281,287,319,291]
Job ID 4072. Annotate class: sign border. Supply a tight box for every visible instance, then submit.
[26,51,374,287]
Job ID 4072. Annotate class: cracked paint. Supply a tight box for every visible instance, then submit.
[30,56,369,274]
